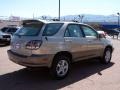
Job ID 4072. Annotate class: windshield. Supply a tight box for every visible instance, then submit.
[14,24,43,36]
[1,27,9,32]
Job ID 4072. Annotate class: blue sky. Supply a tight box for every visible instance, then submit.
[0,0,120,18]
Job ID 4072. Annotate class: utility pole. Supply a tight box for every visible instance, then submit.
[33,13,35,19]
[117,12,120,28]
[58,0,60,21]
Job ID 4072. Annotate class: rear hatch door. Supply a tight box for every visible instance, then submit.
[11,20,44,56]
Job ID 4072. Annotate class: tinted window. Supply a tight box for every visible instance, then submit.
[65,24,83,37]
[42,23,63,36]
[1,27,9,32]
[7,28,17,33]
[15,24,43,36]
[81,25,97,38]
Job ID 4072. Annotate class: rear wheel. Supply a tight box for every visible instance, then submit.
[50,56,71,79]
[100,48,112,64]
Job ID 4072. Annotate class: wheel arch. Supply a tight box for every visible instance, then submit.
[54,51,72,62]
[105,45,113,52]
[49,51,73,67]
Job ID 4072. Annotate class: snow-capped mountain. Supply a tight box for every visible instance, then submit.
[60,14,118,22]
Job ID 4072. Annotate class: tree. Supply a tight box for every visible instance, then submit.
[41,16,47,20]
[78,15,84,23]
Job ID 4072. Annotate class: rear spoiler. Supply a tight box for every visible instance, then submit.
[21,19,45,26]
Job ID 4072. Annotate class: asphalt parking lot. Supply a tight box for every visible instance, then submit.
[0,38,120,90]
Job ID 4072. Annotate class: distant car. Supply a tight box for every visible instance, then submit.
[0,27,19,44]
[97,30,106,38]
[103,29,120,36]
[114,28,120,31]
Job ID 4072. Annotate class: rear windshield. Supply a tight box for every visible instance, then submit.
[42,23,63,36]
[14,24,43,36]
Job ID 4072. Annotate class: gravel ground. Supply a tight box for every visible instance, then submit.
[0,38,120,90]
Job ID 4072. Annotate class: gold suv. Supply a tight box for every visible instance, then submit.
[7,20,114,79]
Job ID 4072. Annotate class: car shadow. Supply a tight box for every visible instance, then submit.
[0,59,114,90]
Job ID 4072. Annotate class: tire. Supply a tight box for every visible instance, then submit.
[100,48,112,64]
[50,55,71,80]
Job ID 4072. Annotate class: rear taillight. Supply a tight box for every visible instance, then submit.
[26,40,42,50]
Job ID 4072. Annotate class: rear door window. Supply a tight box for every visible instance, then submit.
[42,23,63,36]
[64,24,83,37]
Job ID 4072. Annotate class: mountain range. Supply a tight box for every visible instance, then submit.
[60,14,118,22]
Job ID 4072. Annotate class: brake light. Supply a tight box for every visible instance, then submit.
[26,40,42,50]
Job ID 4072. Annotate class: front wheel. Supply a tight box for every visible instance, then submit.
[100,48,112,64]
[50,56,71,79]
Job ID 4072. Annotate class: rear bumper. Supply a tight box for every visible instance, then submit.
[7,50,54,68]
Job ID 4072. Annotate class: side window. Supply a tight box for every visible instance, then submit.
[64,24,83,37]
[42,23,63,36]
[81,25,98,38]
[7,28,17,33]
